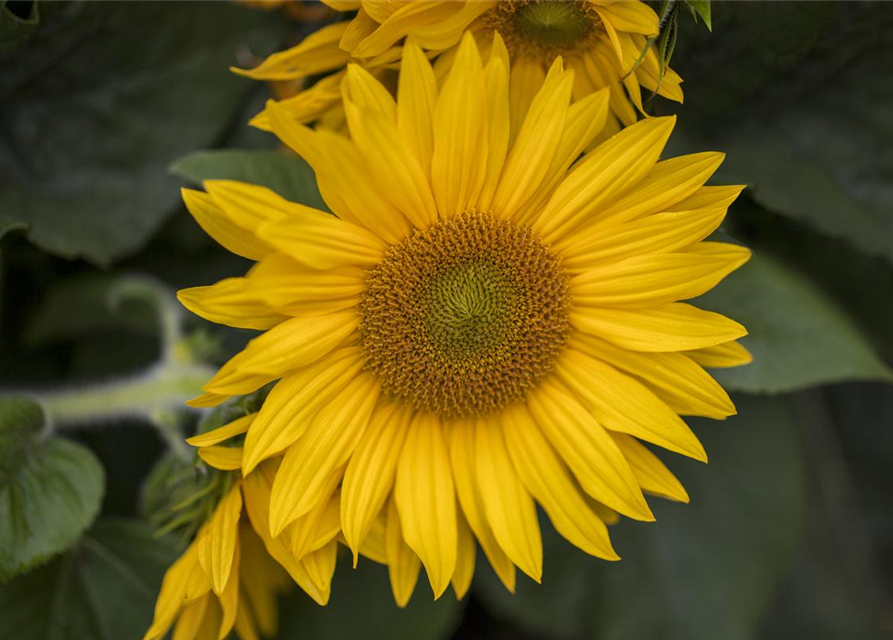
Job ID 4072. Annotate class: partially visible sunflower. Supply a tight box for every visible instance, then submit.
[182,34,749,605]
[143,425,346,639]
[238,0,682,139]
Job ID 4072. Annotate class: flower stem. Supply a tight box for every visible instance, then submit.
[39,362,215,432]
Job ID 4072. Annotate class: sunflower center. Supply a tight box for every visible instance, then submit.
[359,211,570,419]
[483,0,602,59]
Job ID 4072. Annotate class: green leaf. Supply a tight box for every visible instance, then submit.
[279,558,462,640]
[0,396,105,581]
[171,149,327,211]
[685,0,711,30]
[476,394,807,640]
[696,250,893,393]
[670,3,893,264]
[0,519,179,640]
[0,3,286,266]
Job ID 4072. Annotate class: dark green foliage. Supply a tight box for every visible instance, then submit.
[0,519,179,640]
[0,397,104,581]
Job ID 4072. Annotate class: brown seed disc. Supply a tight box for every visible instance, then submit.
[359,211,571,419]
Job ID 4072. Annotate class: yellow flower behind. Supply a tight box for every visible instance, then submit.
[183,33,750,606]
[144,426,348,639]
[238,0,682,139]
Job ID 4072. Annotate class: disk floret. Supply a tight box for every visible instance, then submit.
[482,0,604,60]
[360,211,571,419]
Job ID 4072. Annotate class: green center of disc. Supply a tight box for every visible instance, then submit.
[423,260,519,358]
[513,1,594,50]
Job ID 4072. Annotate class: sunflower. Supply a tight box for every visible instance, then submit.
[238,0,682,140]
[180,33,750,605]
[144,429,345,639]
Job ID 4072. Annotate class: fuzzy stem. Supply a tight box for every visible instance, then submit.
[39,362,215,431]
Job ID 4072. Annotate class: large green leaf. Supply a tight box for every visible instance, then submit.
[0,519,179,640]
[0,2,286,266]
[669,2,893,264]
[279,557,463,640]
[697,250,893,393]
[0,396,104,581]
[171,149,327,211]
[475,395,807,639]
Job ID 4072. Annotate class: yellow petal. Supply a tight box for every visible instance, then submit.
[535,117,677,243]
[561,152,728,243]
[386,493,422,608]
[668,185,745,216]
[397,41,439,178]
[513,87,611,227]
[203,312,359,396]
[405,1,496,51]
[341,400,412,562]
[394,412,457,599]
[352,1,460,57]
[686,340,753,368]
[240,462,331,605]
[186,413,255,448]
[527,381,654,521]
[255,209,386,271]
[431,32,487,218]
[242,346,365,474]
[198,446,244,471]
[355,511,389,565]
[181,189,270,261]
[231,21,351,80]
[447,420,516,593]
[172,594,210,640]
[571,303,747,352]
[216,537,240,640]
[610,433,690,503]
[561,206,728,272]
[502,403,618,561]
[289,483,342,561]
[474,415,543,582]
[266,104,410,243]
[555,349,706,461]
[197,483,242,595]
[248,255,365,318]
[452,509,476,600]
[249,73,343,132]
[508,56,546,146]
[144,545,203,640]
[300,540,338,595]
[570,333,736,418]
[569,246,751,308]
[476,33,511,212]
[186,391,229,409]
[269,373,379,534]
[592,1,659,35]
[492,58,574,219]
[342,63,397,120]
[344,98,438,229]
[178,278,286,330]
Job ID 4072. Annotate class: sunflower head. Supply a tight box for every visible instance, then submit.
[179,32,750,608]
[360,209,571,419]
[482,0,604,60]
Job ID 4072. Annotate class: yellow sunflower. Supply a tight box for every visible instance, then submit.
[144,436,345,639]
[181,33,750,605]
[238,0,682,139]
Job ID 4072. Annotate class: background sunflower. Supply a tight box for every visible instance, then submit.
[1,2,892,640]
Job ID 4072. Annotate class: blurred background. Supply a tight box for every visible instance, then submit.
[1,2,891,639]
